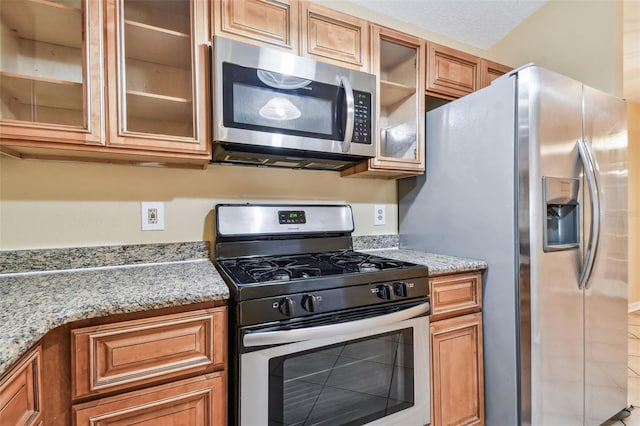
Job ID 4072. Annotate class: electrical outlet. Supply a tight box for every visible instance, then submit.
[374,204,386,226]
[141,202,164,231]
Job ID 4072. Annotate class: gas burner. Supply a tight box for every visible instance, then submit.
[270,270,291,281]
[235,258,322,283]
[358,262,380,273]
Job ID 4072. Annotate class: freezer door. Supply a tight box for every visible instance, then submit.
[521,67,584,426]
[582,86,628,425]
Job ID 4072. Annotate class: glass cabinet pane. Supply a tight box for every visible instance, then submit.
[378,39,419,161]
[0,0,85,127]
[120,0,194,138]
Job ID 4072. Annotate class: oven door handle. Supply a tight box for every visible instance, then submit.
[243,302,430,347]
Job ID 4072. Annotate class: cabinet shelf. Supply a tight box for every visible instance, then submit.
[0,0,82,49]
[380,80,415,107]
[125,90,192,121]
[124,20,190,68]
[1,71,83,110]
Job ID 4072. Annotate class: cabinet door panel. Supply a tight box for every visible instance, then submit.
[0,346,42,426]
[341,26,424,178]
[427,42,480,98]
[431,313,484,426]
[215,0,298,51]
[301,2,368,71]
[0,0,103,145]
[105,0,209,154]
[480,59,512,88]
[72,307,226,399]
[73,373,226,426]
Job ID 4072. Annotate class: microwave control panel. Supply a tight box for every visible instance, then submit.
[352,91,372,145]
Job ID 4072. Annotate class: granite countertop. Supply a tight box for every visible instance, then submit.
[362,247,487,276]
[0,237,487,379]
[0,242,229,378]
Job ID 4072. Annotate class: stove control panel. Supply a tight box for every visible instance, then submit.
[278,210,306,224]
[238,276,429,326]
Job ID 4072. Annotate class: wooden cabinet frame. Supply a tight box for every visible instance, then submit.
[0,346,43,425]
[431,313,484,426]
[341,25,425,178]
[213,0,299,52]
[429,272,484,426]
[73,372,226,425]
[300,1,369,71]
[427,42,480,99]
[480,59,513,88]
[71,307,226,399]
[0,0,104,146]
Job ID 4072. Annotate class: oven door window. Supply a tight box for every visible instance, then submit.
[268,329,414,426]
[222,62,343,140]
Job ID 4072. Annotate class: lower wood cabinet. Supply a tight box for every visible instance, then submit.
[429,272,484,426]
[0,346,42,426]
[0,303,226,425]
[71,308,226,399]
[72,372,226,426]
[431,312,484,426]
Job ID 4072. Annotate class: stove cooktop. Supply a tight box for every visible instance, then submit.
[218,250,419,285]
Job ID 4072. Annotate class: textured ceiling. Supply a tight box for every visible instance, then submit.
[346,0,548,49]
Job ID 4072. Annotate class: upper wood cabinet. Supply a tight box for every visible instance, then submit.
[342,26,424,178]
[105,0,210,154]
[0,346,42,426]
[426,42,480,99]
[300,2,369,71]
[480,58,513,88]
[0,0,103,146]
[213,0,299,52]
[1,0,210,166]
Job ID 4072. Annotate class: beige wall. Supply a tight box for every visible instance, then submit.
[488,0,623,97]
[0,158,397,249]
[628,101,640,304]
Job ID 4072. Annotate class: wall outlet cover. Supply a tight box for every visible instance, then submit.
[141,202,165,231]
[374,204,386,226]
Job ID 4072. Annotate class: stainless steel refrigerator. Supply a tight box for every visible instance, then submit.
[398,65,628,425]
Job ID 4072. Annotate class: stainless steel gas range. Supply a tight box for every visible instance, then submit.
[213,204,431,426]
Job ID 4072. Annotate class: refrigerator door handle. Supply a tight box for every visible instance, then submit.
[577,138,602,289]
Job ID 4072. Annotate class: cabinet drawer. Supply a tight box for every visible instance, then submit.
[73,372,226,426]
[0,346,42,426]
[430,272,482,320]
[71,307,226,399]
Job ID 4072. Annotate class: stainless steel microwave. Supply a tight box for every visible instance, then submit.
[211,36,377,171]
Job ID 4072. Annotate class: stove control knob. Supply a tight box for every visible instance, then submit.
[394,282,409,297]
[301,295,319,312]
[278,297,295,317]
[377,284,392,300]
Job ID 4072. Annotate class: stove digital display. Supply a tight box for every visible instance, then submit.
[278,210,306,224]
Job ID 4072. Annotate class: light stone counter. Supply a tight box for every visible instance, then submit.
[0,242,229,378]
[362,248,487,276]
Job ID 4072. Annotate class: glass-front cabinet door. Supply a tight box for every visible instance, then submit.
[341,25,425,178]
[105,0,209,154]
[0,0,103,145]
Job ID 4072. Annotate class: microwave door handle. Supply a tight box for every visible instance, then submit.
[243,302,430,347]
[339,76,355,153]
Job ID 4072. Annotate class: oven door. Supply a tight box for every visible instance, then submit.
[239,302,430,426]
